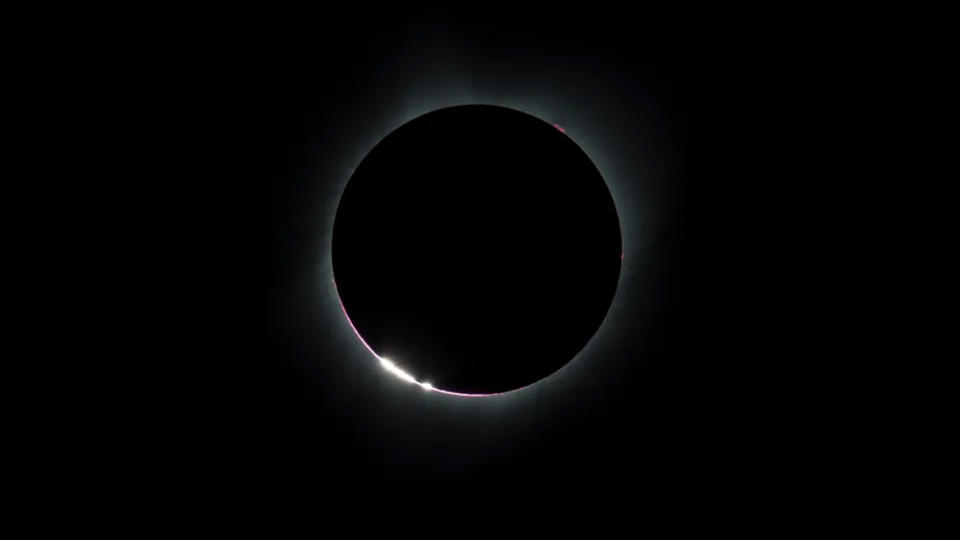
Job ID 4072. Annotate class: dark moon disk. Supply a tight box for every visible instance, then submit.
[332,105,621,395]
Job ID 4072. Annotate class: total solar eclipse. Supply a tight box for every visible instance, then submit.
[332,105,621,395]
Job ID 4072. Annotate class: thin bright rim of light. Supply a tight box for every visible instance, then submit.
[333,278,510,397]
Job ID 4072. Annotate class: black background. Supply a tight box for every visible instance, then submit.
[112,7,848,516]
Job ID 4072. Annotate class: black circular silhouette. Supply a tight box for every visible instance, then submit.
[332,105,621,395]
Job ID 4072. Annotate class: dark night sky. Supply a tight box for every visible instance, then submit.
[125,8,848,515]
